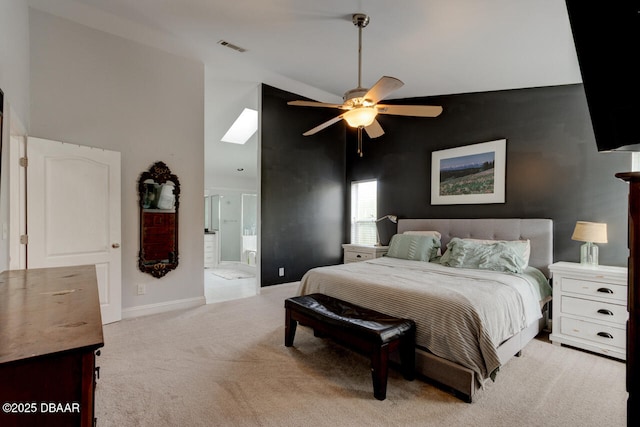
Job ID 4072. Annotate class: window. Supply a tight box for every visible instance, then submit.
[350,180,377,245]
[221,108,258,144]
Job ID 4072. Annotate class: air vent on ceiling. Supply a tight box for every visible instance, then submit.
[217,40,247,53]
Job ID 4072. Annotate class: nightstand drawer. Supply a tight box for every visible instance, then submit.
[344,251,375,263]
[561,277,626,302]
[342,244,388,263]
[560,317,626,349]
[561,296,627,325]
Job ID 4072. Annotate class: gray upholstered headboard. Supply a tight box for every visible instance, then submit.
[397,218,553,277]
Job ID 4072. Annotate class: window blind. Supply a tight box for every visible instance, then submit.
[350,180,377,245]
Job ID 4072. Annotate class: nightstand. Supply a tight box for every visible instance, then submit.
[342,244,388,263]
[549,261,628,360]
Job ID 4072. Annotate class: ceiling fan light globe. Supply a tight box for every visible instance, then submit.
[343,107,377,128]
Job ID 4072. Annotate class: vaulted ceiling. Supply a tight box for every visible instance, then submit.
[28,0,582,187]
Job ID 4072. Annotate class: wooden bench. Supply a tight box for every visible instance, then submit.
[284,293,416,400]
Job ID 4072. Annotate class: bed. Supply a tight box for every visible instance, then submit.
[297,218,553,402]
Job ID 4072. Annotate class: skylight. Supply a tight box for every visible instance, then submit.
[221,108,258,144]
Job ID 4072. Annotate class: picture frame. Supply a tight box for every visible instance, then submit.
[431,139,506,205]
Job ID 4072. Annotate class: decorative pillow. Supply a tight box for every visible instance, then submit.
[441,238,530,267]
[403,231,443,256]
[439,237,528,273]
[386,234,441,262]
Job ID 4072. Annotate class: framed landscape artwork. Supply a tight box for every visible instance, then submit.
[431,139,506,205]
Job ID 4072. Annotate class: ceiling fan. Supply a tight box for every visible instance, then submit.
[288,13,443,157]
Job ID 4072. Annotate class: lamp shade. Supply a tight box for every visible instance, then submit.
[375,215,398,246]
[571,221,608,243]
[343,107,377,128]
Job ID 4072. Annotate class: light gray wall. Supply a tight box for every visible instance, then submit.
[29,9,205,312]
[0,0,30,126]
[0,0,30,273]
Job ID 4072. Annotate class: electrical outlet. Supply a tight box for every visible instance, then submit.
[278,267,285,277]
[137,283,146,295]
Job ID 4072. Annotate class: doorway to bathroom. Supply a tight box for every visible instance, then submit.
[204,191,257,303]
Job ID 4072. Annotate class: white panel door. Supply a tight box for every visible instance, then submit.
[27,137,122,324]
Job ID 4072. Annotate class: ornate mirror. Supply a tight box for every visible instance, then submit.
[138,161,180,278]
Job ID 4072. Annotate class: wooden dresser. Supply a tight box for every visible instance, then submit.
[0,265,104,427]
[616,172,640,426]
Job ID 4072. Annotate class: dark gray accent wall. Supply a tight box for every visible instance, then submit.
[347,84,630,267]
[260,84,347,286]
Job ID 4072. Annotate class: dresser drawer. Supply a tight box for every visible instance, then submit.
[344,251,374,263]
[561,295,627,325]
[561,277,627,302]
[560,317,626,349]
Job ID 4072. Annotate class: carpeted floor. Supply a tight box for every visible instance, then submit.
[95,282,627,426]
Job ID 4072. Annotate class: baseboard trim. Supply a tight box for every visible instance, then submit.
[122,296,206,319]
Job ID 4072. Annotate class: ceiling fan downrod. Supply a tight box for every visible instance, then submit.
[352,14,369,90]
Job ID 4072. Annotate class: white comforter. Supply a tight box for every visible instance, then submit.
[297,257,551,383]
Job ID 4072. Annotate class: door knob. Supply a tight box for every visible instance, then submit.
[112,243,121,248]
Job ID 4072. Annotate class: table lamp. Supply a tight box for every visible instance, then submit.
[571,221,608,266]
[375,215,397,246]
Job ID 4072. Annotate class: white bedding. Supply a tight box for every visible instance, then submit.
[297,256,552,384]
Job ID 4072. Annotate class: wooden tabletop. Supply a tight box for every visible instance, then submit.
[0,265,104,364]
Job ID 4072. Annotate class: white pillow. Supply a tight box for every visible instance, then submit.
[403,230,442,239]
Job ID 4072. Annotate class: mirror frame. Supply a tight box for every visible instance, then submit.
[138,161,180,278]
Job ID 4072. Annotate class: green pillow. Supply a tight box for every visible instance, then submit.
[386,234,441,261]
[440,237,527,273]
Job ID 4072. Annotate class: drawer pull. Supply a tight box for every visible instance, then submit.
[597,287,613,294]
[597,332,614,339]
[597,309,614,316]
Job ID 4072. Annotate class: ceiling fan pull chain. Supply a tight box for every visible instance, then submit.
[357,127,364,157]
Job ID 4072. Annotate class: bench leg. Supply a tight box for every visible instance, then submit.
[371,343,389,400]
[313,329,327,338]
[284,308,297,347]
[399,330,416,381]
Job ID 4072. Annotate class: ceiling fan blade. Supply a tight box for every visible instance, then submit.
[302,114,345,136]
[288,100,345,109]
[376,104,443,117]
[364,76,404,103]
[365,120,384,139]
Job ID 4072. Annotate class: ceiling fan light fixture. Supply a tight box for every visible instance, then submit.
[286,12,442,157]
[343,107,377,128]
